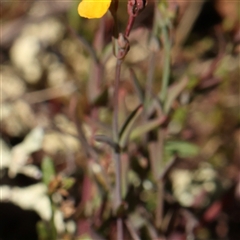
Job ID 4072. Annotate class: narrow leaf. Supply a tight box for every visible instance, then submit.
[95,134,120,152]
[129,116,166,142]
[119,104,143,148]
[41,156,55,186]
[165,140,199,158]
[119,104,143,139]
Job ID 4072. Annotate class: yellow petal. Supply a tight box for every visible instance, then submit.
[78,0,111,19]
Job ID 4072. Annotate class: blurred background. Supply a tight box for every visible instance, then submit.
[1,0,240,239]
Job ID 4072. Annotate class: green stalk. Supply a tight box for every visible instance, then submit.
[112,59,123,240]
[159,25,171,104]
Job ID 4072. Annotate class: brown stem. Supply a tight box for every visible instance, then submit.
[125,15,135,37]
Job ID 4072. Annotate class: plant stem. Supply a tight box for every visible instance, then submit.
[160,25,171,104]
[145,52,156,109]
[50,197,57,240]
[113,59,123,240]
[156,180,164,229]
[155,128,165,229]
[113,60,122,143]
[125,16,135,37]
[117,211,123,240]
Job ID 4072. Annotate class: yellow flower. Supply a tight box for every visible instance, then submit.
[78,0,111,19]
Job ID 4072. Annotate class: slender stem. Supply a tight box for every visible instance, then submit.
[117,204,123,240]
[145,52,156,109]
[155,128,165,229]
[142,52,156,143]
[113,151,121,206]
[113,60,122,143]
[160,25,171,103]
[125,16,135,37]
[113,59,123,240]
[50,197,57,240]
[156,181,164,229]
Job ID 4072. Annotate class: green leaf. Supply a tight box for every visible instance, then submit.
[95,134,119,152]
[165,141,199,158]
[119,104,143,148]
[129,116,166,142]
[41,156,55,186]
